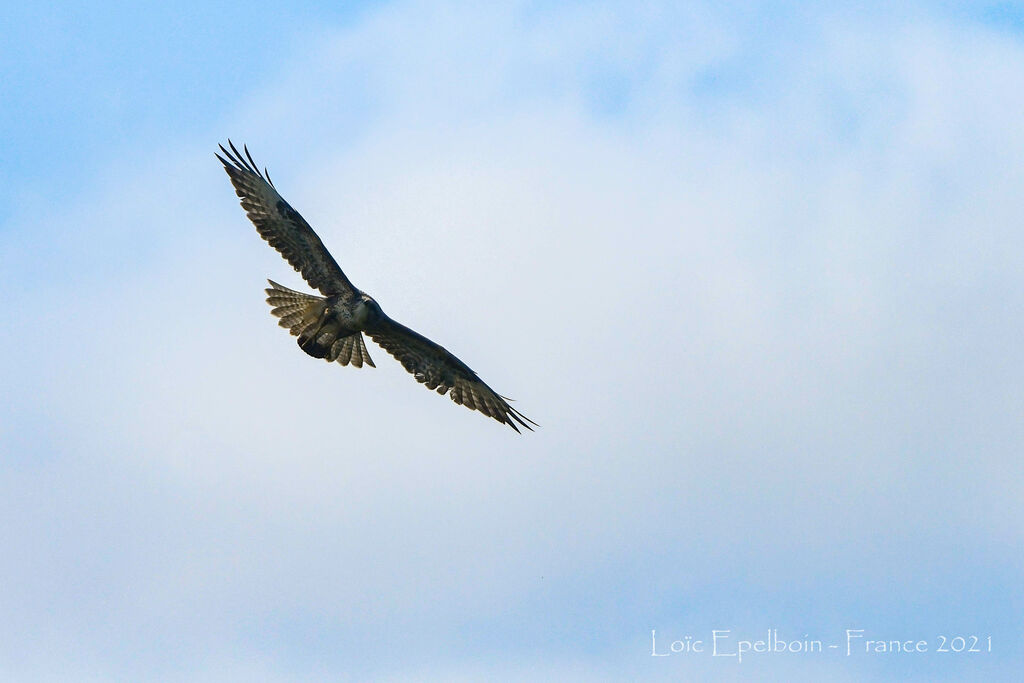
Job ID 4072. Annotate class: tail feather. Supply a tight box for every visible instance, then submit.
[266,279,324,336]
[264,280,375,368]
[329,333,376,368]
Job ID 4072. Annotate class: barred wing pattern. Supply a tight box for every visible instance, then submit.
[366,316,536,433]
[217,142,357,297]
[220,140,535,432]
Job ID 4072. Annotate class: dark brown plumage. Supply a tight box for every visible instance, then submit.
[218,141,536,432]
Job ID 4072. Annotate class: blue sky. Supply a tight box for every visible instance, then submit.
[2,1,1023,680]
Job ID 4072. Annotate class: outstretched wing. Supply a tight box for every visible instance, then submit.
[365,315,536,433]
[217,141,356,298]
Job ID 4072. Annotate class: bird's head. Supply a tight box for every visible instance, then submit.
[354,296,383,327]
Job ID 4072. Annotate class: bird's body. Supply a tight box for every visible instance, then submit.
[217,141,535,432]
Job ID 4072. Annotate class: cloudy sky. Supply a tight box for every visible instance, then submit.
[2,1,1023,680]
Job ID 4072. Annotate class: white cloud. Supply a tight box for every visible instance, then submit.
[2,1,1023,680]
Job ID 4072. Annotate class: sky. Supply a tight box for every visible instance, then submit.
[2,0,1023,680]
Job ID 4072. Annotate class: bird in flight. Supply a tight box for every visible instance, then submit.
[217,141,536,432]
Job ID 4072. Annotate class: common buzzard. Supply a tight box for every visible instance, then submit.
[217,141,535,432]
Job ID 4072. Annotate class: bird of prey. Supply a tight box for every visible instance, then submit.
[217,141,536,432]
